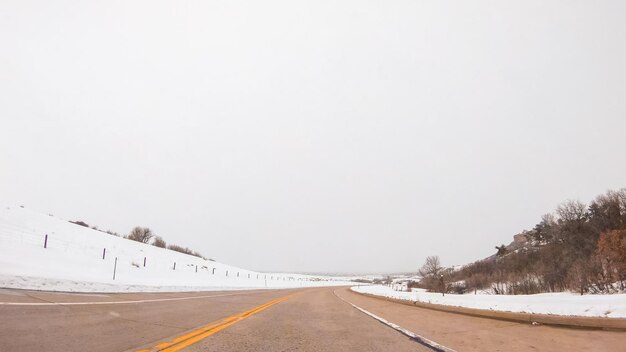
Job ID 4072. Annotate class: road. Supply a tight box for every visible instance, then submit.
[0,287,623,352]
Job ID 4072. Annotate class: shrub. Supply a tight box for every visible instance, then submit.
[127,227,154,243]
[152,236,166,248]
[70,220,90,227]
[167,244,204,258]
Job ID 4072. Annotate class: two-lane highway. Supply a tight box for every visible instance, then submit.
[0,287,430,352]
[0,287,623,351]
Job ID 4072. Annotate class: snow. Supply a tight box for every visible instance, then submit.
[351,285,626,318]
[0,205,355,292]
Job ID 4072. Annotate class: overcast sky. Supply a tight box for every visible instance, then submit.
[1,0,625,273]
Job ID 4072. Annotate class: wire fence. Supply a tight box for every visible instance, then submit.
[0,221,308,286]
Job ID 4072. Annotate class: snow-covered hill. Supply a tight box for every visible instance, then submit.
[0,205,355,292]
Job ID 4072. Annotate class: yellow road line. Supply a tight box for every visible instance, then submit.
[137,294,293,352]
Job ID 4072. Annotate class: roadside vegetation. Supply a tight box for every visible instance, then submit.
[417,188,626,295]
[68,221,207,260]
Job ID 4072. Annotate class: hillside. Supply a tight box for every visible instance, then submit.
[420,188,626,296]
[0,205,354,292]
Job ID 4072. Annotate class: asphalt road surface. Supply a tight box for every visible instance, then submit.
[0,287,623,352]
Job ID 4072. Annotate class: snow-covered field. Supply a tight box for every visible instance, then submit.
[0,205,355,292]
[352,285,626,318]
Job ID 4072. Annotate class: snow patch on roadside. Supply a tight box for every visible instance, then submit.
[352,285,626,318]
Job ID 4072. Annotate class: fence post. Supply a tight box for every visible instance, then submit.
[195,265,198,273]
[113,257,118,280]
[212,268,215,275]
[226,270,228,276]
[44,234,48,248]
[173,262,176,270]
[143,257,146,267]
[102,248,106,260]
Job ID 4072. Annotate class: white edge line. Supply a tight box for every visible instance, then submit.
[334,289,457,352]
[0,290,262,306]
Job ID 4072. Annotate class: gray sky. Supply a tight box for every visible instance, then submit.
[2,0,625,273]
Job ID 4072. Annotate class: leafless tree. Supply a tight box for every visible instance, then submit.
[152,236,166,248]
[419,256,447,293]
[419,256,443,278]
[556,200,587,223]
[127,226,153,243]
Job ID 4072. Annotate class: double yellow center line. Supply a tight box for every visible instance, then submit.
[137,294,292,352]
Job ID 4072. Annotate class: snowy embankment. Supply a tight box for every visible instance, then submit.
[352,285,626,318]
[0,205,355,293]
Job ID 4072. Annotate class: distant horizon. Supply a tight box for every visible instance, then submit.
[7,185,623,274]
[0,200,525,273]
[4,185,625,272]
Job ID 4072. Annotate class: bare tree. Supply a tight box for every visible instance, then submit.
[127,226,154,243]
[152,236,166,248]
[419,256,443,278]
[556,200,587,223]
[419,256,446,294]
[567,259,591,295]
